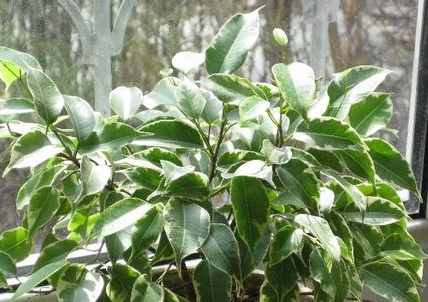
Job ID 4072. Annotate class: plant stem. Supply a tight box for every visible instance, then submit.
[181,260,196,301]
[277,97,285,147]
[209,108,227,183]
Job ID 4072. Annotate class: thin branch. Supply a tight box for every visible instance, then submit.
[111,0,137,54]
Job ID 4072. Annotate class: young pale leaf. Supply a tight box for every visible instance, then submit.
[10,261,67,302]
[200,88,222,123]
[57,264,104,302]
[161,160,195,186]
[89,198,151,240]
[365,138,420,199]
[4,130,63,175]
[205,9,260,74]
[381,234,428,261]
[32,239,79,272]
[239,96,270,122]
[135,119,204,149]
[193,260,232,302]
[163,199,210,273]
[64,95,96,142]
[80,156,112,196]
[277,159,320,210]
[106,264,140,302]
[172,51,205,73]
[269,225,304,266]
[142,77,179,109]
[294,118,363,151]
[0,227,32,262]
[202,73,265,104]
[130,275,164,302]
[80,122,143,154]
[176,79,206,119]
[272,62,316,119]
[359,261,420,302]
[26,68,64,124]
[261,139,292,165]
[222,160,275,187]
[325,66,391,120]
[349,93,393,136]
[0,98,34,122]
[273,28,288,47]
[0,47,42,88]
[230,176,269,253]
[294,214,341,261]
[201,223,240,276]
[109,86,143,120]
[27,187,60,237]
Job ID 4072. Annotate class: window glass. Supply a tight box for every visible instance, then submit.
[0,0,420,236]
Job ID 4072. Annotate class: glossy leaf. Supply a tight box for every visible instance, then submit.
[239,96,270,121]
[294,118,363,151]
[161,160,195,186]
[381,234,427,260]
[263,257,299,301]
[0,227,31,262]
[135,119,204,149]
[130,275,164,302]
[26,68,64,124]
[172,51,205,73]
[294,214,341,261]
[4,130,63,175]
[27,186,60,237]
[272,62,315,119]
[64,95,96,142]
[33,239,79,272]
[106,264,140,301]
[105,227,133,264]
[261,139,292,165]
[200,88,222,123]
[80,122,143,154]
[0,98,34,122]
[193,260,232,302]
[163,199,210,273]
[201,223,240,276]
[89,198,151,240]
[359,261,420,302]
[57,264,104,302]
[270,225,304,266]
[273,28,288,47]
[109,86,142,120]
[230,176,269,253]
[365,138,420,198]
[10,261,67,302]
[222,160,275,187]
[80,156,112,196]
[143,77,179,109]
[176,79,206,118]
[205,9,260,74]
[335,149,375,182]
[0,251,16,276]
[165,172,210,201]
[325,66,391,120]
[349,93,393,136]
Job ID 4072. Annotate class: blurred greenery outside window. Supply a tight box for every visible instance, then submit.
[0,0,421,233]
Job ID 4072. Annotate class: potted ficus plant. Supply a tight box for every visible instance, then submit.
[0,7,425,302]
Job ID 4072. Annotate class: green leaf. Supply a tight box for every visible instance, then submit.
[193,260,232,302]
[349,93,393,136]
[80,156,112,196]
[176,79,206,119]
[26,68,64,124]
[381,234,428,260]
[270,225,304,266]
[165,172,210,201]
[27,186,60,237]
[359,261,420,302]
[64,95,96,142]
[32,239,79,272]
[239,96,270,122]
[0,251,16,276]
[335,149,375,182]
[263,257,299,301]
[294,214,341,261]
[201,223,240,276]
[4,130,63,175]
[365,138,420,198]
[277,159,320,210]
[272,62,316,119]
[205,9,260,74]
[106,264,140,301]
[161,160,195,186]
[105,228,133,264]
[80,122,143,154]
[273,28,288,47]
[142,77,179,109]
[130,204,163,260]
[0,47,42,88]
[10,261,67,302]
[261,139,292,165]
[135,119,204,149]
[123,167,162,191]
[294,118,363,151]
[89,198,151,240]
[163,199,210,273]
[200,89,222,123]
[109,86,142,120]
[230,176,269,253]
[325,66,391,120]
[0,98,34,122]
[57,264,104,302]
[222,160,275,187]
[309,248,337,299]
[130,275,164,302]
[0,227,32,262]
[202,74,265,104]
[172,51,205,73]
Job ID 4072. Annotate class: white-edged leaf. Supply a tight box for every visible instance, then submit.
[239,96,270,121]
[176,79,206,118]
[80,156,112,196]
[193,260,232,302]
[64,95,96,142]
[130,275,164,302]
